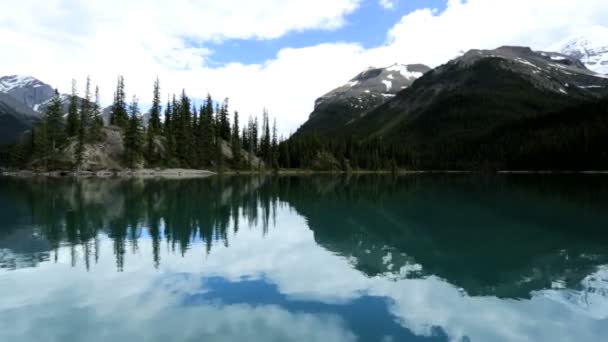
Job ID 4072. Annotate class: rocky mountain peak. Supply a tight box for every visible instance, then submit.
[314,63,431,110]
[0,75,55,111]
[552,26,608,75]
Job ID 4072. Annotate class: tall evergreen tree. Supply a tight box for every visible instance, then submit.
[163,98,176,166]
[66,79,80,137]
[260,109,271,166]
[76,76,92,168]
[214,103,224,170]
[231,111,241,169]
[219,98,231,141]
[271,118,279,170]
[45,89,65,154]
[198,94,215,167]
[149,78,162,135]
[146,78,163,166]
[124,96,144,168]
[176,90,193,167]
[110,76,128,129]
[250,116,259,155]
[90,86,104,142]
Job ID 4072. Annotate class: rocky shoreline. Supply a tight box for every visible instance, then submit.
[0,168,216,178]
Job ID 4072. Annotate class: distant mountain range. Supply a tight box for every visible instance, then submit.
[0,75,116,144]
[3,32,608,172]
[294,42,608,170]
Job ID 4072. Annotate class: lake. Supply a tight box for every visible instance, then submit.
[1,175,607,342]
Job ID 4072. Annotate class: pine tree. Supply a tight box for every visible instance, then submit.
[214,102,224,170]
[260,109,271,167]
[176,90,193,167]
[149,78,162,136]
[76,76,92,168]
[66,79,80,137]
[231,111,241,169]
[45,89,65,154]
[198,94,215,167]
[110,76,128,129]
[219,98,231,141]
[146,78,162,166]
[252,116,259,155]
[163,98,175,166]
[271,118,279,170]
[90,86,104,142]
[124,96,144,168]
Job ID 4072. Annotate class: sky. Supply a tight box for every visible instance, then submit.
[1,0,608,135]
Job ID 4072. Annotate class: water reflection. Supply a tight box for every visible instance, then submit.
[1,175,608,342]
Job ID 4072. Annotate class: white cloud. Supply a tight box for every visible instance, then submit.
[379,0,396,10]
[1,0,608,135]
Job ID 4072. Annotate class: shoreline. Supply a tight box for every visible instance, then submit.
[3,168,608,178]
[0,168,216,179]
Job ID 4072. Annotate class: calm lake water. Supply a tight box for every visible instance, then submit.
[1,175,608,342]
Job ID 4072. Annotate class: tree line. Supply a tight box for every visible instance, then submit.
[3,76,285,172]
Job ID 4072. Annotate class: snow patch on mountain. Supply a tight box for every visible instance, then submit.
[382,80,393,91]
[551,26,608,75]
[0,75,37,92]
[387,64,425,79]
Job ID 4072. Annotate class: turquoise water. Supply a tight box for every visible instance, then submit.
[1,175,607,341]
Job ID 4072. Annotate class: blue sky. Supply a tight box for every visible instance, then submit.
[205,0,446,66]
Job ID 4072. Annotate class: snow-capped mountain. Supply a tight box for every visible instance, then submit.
[314,63,431,110]
[296,64,431,136]
[0,75,55,111]
[551,27,608,75]
[454,46,608,97]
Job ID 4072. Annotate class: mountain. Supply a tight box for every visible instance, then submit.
[295,64,431,136]
[553,27,608,75]
[0,92,41,144]
[0,75,56,111]
[293,46,608,170]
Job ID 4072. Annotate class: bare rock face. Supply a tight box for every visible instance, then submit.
[58,127,125,171]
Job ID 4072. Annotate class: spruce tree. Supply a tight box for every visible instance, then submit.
[124,96,144,168]
[66,79,80,137]
[198,94,215,167]
[231,111,241,169]
[146,78,162,166]
[163,98,175,166]
[45,89,65,154]
[90,86,104,142]
[271,118,279,170]
[176,90,193,167]
[76,76,92,168]
[149,78,162,135]
[219,98,231,141]
[110,76,128,129]
[260,109,271,167]
[214,103,223,170]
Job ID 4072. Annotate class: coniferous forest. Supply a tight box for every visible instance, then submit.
[1,76,285,173]
[2,68,608,173]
